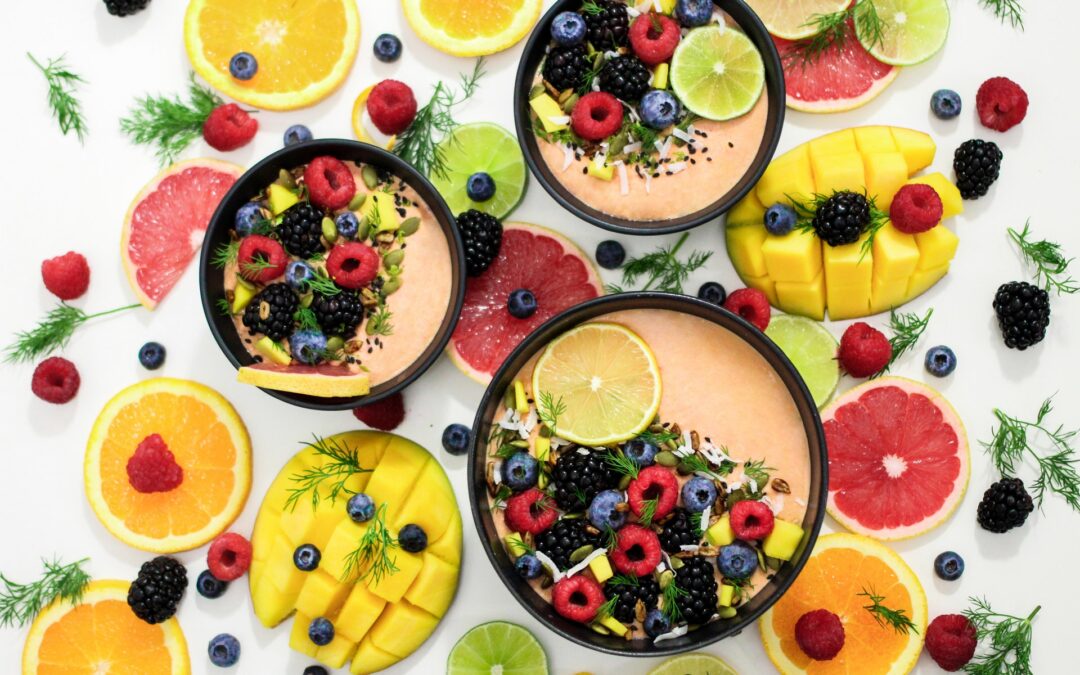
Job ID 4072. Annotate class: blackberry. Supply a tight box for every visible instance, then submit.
[674,556,718,624]
[104,0,150,16]
[659,508,700,553]
[953,139,1003,199]
[542,44,591,93]
[977,477,1034,533]
[993,281,1050,350]
[278,202,327,259]
[311,290,365,337]
[584,0,629,50]
[242,283,298,341]
[535,519,600,571]
[811,191,871,247]
[550,450,619,511]
[456,210,503,277]
[127,556,187,624]
[604,576,660,623]
[599,55,650,102]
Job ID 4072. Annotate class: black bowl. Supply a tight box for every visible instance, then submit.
[514,0,786,235]
[198,139,466,411]
[469,292,826,655]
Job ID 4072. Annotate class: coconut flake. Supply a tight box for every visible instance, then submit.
[770,493,785,514]
[795,497,807,507]
[626,5,641,18]
[644,172,652,194]
[666,162,687,174]
[550,436,571,449]
[623,141,643,154]
[748,478,758,494]
[678,544,700,553]
[563,548,609,579]
[533,551,561,580]
[653,624,689,644]
[652,0,663,11]
[561,143,575,172]
[658,137,672,160]
[547,115,570,126]
[670,127,694,144]
[576,447,591,456]
[615,161,629,195]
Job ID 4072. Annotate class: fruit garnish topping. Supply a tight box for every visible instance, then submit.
[838,322,892,378]
[628,13,681,66]
[953,138,1003,200]
[723,287,772,332]
[31,356,81,404]
[0,557,90,627]
[857,585,919,634]
[41,251,90,301]
[120,75,235,165]
[352,391,406,431]
[791,190,888,256]
[794,608,845,660]
[889,183,943,234]
[4,302,141,364]
[366,80,419,136]
[128,556,187,624]
[961,598,1041,674]
[27,53,87,142]
[304,156,357,210]
[1008,220,1078,296]
[570,92,624,142]
[456,209,503,277]
[283,435,373,512]
[605,232,712,294]
[781,3,884,68]
[126,433,184,493]
[341,502,400,585]
[207,532,253,582]
[552,574,605,623]
[976,76,1029,132]
[202,102,258,152]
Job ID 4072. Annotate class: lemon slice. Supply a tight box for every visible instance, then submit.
[531,322,661,446]
[745,0,852,40]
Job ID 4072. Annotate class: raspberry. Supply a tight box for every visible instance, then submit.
[504,488,558,535]
[723,287,771,331]
[610,524,663,577]
[237,235,288,283]
[838,322,892,378]
[366,80,418,136]
[890,184,943,234]
[304,156,357,211]
[795,609,845,660]
[202,104,258,152]
[925,614,977,671]
[976,77,1028,132]
[31,357,80,404]
[628,13,680,66]
[729,500,775,540]
[627,466,679,522]
[552,575,604,623]
[207,532,253,582]
[41,252,90,300]
[570,92,624,142]
[352,392,405,431]
[126,434,184,493]
[325,242,380,290]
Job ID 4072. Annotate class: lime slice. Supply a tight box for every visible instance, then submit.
[857,0,950,66]
[532,322,662,447]
[745,0,852,40]
[765,315,839,408]
[648,653,739,675]
[670,25,765,121]
[447,622,548,675]
[430,122,527,219]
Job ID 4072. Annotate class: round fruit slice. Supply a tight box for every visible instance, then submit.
[648,653,737,675]
[352,84,398,150]
[401,0,542,57]
[447,222,603,383]
[237,362,371,398]
[122,159,242,310]
[745,0,852,40]
[447,621,547,675]
[857,0,950,66]
[184,0,361,110]
[532,322,662,447]
[760,533,927,675]
[670,25,765,121]
[765,315,839,408]
[429,123,527,219]
[22,580,190,675]
[822,376,968,540]
[85,378,252,553]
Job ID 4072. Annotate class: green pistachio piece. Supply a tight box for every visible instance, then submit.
[655,451,678,467]
[300,293,313,308]
[399,216,421,236]
[357,216,371,242]
[322,217,338,243]
[348,193,367,211]
[383,249,405,267]
[529,83,546,99]
[381,276,402,295]
[569,545,595,563]
[361,165,379,189]
[618,474,632,491]
[716,606,738,620]
[561,93,580,114]
[325,336,345,353]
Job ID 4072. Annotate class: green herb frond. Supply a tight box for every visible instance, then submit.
[0,557,91,628]
[637,429,680,446]
[784,1,885,68]
[602,449,639,480]
[120,74,224,166]
[294,306,320,332]
[284,435,372,512]
[306,268,342,297]
[215,297,233,317]
[980,0,1025,29]
[661,579,688,623]
[366,306,394,337]
[858,586,919,635]
[537,391,567,433]
[963,597,1039,674]
[5,303,141,364]
[596,594,620,621]
[638,497,659,527]
[613,232,712,294]
[874,307,933,376]
[211,240,240,269]
[28,53,88,142]
[743,459,774,487]
[341,503,400,586]
[491,484,514,512]
[1008,220,1077,295]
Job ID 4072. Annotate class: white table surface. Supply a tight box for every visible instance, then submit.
[2,1,1078,673]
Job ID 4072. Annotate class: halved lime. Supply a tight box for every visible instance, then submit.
[745,0,852,40]
[857,0,950,66]
[430,122,526,219]
[447,621,548,675]
[670,26,765,121]
[648,653,738,675]
[765,315,840,408]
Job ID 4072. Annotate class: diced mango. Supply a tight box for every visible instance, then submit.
[363,192,400,232]
[853,126,897,154]
[255,337,291,365]
[906,172,964,219]
[726,191,766,229]
[810,152,865,195]
[827,282,872,321]
[726,224,769,277]
[718,584,735,607]
[864,152,909,209]
[296,570,352,620]
[289,612,319,658]
[231,278,257,314]
[807,128,857,161]
[534,436,551,463]
[870,273,910,315]
[762,229,822,283]
[367,550,423,603]
[756,145,814,206]
[705,514,735,547]
[587,162,615,181]
[597,614,629,636]
[763,519,805,561]
[364,448,429,524]
[280,497,344,546]
[588,555,614,584]
[529,94,568,133]
[320,520,366,583]
[889,127,936,174]
[336,583,387,642]
[405,554,459,617]
[914,226,960,271]
[872,223,921,280]
[368,601,439,658]
[514,380,529,414]
[390,460,455,541]
[908,263,950,299]
[504,532,529,558]
[823,233,872,288]
[427,510,462,564]
[743,275,778,307]
[652,62,669,89]
[775,273,826,321]
[268,183,299,215]
[316,635,360,670]
[351,637,399,675]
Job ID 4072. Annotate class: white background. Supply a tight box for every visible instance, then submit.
[1,1,1078,673]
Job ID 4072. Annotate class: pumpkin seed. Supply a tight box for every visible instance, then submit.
[560,93,579,114]
[326,336,345,353]
[275,168,296,189]
[381,276,402,295]
[676,460,695,476]
[299,293,313,308]
[716,606,737,620]
[658,569,675,590]
[355,216,371,241]
[399,216,421,236]
[383,249,405,267]
[348,193,367,211]
[618,474,632,491]
[503,387,516,410]
[529,84,546,99]
[510,439,529,449]
[322,217,337,243]
[538,473,549,490]
[569,544,595,563]
[656,451,678,467]
[669,557,684,570]
[361,165,379,189]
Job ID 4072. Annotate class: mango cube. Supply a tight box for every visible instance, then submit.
[529,94,568,133]
[726,192,766,229]
[756,146,814,206]
[364,453,429,524]
[762,229,821,283]
[514,380,529,414]
[870,274,910,315]
[718,584,735,607]
[652,62,669,89]
[280,498,343,546]
[889,127,936,174]
[763,520,805,561]
[705,514,735,547]
[864,152,909,209]
[231,279,257,314]
[289,612,319,658]
[827,282,872,321]
[914,226,959,271]
[364,192,399,232]
[352,637,399,675]
[906,173,964,219]
[853,126,897,154]
[810,152,865,195]
[268,183,299,215]
[743,275,778,307]
[587,162,615,181]
[367,550,423,603]
[390,460,454,540]
[405,554,459,617]
[908,263,950,299]
[369,601,439,658]
[426,510,462,564]
[872,223,921,280]
[823,234,872,288]
[597,614,629,636]
[320,521,366,583]
[255,337,291,366]
[776,273,826,321]
[808,128,857,161]
[336,583,387,642]
[316,635,360,670]
[534,436,551,463]
[504,532,529,559]
[726,224,769,277]
[588,555,614,584]
[296,570,352,619]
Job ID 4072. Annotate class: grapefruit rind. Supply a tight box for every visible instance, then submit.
[786,67,900,114]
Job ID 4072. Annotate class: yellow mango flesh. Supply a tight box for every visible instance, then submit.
[726,224,769,277]
[755,145,814,206]
[810,152,865,195]
[775,273,826,321]
[762,230,821,283]
[529,94,568,133]
[763,520,805,561]
[915,226,960,271]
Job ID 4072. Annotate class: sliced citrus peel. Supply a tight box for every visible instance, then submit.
[237,362,371,397]
[352,85,397,150]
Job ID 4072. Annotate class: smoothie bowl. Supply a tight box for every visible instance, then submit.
[469,293,826,655]
[515,0,785,234]
[199,140,465,410]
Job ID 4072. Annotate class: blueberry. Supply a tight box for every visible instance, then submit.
[347,493,375,522]
[466,172,497,202]
[644,608,671,637]
[638,90,681,130]
[304,667,329,675]
[507,289,538,319]
[697,281,727,306]
[207,633,240,667]
[293,544,321,572]
[138,342,166,370]
[229,52,258,81]
[934,551,965,581]
[285,260,315,291]
[515,553,543,580]
[373,33,403,62]
[681,476,718,512]
[717,540,757,580]
[335,212,360,239]
[624,438,658,468]
[308,617,335,646]
[501,452,539,492]
[235,202,265,235]
[290,330,327,365]
[764,203,797,236]
[441,423,472,456]
[931,89,962,120]
[675,0,714,27]
[399,524,428,553]
[196,570,228,599]
[587,489,628,531]
[284,124,313,146]
[595,240,626,270]
[924,345,957,377]
[551,11,587,46]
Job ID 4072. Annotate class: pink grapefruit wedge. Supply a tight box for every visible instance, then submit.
[448,222,603,383]
[122,159,242,309]
[822,376,969,540]
[237,362,371,398]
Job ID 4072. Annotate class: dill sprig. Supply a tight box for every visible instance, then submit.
[294,307,320,332]
[743,459,774,487]
[210,240,240,269]
[858,586,919,635]
[284,435,372,512]
[5,303,141,364]
[638,497,659,527]
[491,484,513,512]
[981,396,1080,512]
[578,59,605,96]
[963,597,1040,675]
[28,53,88,143]
[341,504,400,585]
[661,578,688,624]
[366,306,394,337]
[1008,221,1077,295]
[537,391,567,433]
[875,307,933,376]
[602,449,639,480]
[681,453,734,480]
[0,558,91,628]
[791,190,888,262]
[980,0,1024,29]
[306,268,342,297]
[689,510,705,536]
[606,232,712,294]
[120,74,224,166]
[595,594,620,620]
[637,429,679,446]
[607,573,640,588]
[785,1,885,68]
[215,297,233,317]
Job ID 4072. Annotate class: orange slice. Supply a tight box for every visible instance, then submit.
[401,0,542,57]
[22,580,190,675]
[85,378,252,553]
[184,0,361,110]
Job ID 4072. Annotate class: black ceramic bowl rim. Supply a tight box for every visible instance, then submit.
[468,292,827,656]
[198,139,466,411]
[513,0,786,235]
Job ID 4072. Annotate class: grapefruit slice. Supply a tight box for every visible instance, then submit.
[122,159,242,309]
[822,376,969,540]
[236,362,371,397]
[447,223,603,383]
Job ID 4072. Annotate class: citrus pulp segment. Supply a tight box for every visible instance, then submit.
[671,25,766,121]
[648,653,738,675]
[429,123,527,219]
[745,0,853,40]
[858,0,950,66]
[447,621,548,675]
[765,315,840,408]
[401,0,542,57]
